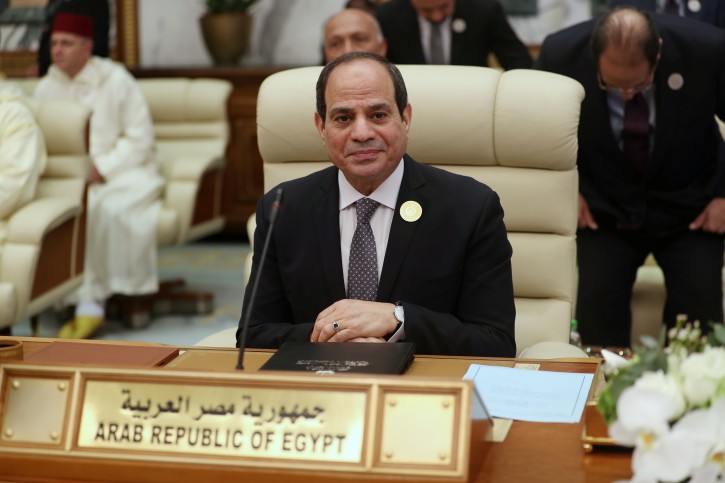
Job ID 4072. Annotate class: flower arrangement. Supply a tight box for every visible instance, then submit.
[597,316,725,483]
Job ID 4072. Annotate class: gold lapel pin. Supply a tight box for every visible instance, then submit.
[400,201,422,222]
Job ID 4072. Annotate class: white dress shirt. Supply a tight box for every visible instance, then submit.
[338,160,405,342]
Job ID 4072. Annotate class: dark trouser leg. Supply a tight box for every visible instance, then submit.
[654,230,724,334]
[576,228,648,347]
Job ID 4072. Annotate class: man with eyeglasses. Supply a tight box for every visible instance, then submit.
[535,6,725,348]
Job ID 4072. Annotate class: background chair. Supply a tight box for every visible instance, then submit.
[0,98,90,334]
[201,65,586,357]
[14,78,234,329]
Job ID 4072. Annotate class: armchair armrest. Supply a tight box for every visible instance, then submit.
[163,154,225,244]
[517,341,589,359]
[6,198,81,245]
[165,154,225,181]
[0,283,17,328]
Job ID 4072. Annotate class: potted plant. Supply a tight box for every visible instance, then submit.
[200,0,257,66]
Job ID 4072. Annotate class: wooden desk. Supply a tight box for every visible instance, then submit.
[1,338,632,482]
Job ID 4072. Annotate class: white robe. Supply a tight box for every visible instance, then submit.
[0,88,47,247]
[36,57,163,301]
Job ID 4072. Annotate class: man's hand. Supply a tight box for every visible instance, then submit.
[578,193,598,230]
[311,300,397,343]
[89,164,105,184]
[690,198,725,234]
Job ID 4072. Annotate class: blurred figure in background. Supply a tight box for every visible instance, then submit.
[323,8,387,63]
[377,0,532,69]
[34,0,110,76]
[609,0,725,28]
[536,7,725,347]
[35,13,163,339]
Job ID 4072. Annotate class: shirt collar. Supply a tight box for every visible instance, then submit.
[49,57,102,87]
[338,159,404,211]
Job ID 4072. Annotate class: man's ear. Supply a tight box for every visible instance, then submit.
[314,112,326,145]
[401,103,412,132]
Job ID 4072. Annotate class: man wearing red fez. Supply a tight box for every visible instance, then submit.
[35,12,164,339]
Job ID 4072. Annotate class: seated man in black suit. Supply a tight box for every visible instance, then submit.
[376,0,532,69]
[535,6,725,347]
[239,52,516,357]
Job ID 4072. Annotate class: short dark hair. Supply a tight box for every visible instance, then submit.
[591,6,660,68]
[315,51,408,123]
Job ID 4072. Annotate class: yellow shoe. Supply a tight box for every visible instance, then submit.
[57,315,104,339]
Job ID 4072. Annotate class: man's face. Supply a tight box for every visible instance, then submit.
[411,0,455,23]
[597,44,660,101]
[51,32,92,78]
[324,10,387,63]
[314,59,411,195]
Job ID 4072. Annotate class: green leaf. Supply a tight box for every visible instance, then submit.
[708,323,725,347]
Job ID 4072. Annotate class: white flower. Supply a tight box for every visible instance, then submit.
[671,398,725,482]
[633,371,687,420]
[610,384,699,482]
[609,385,678,447]
[681,347,725,406]
[601,348,630,375]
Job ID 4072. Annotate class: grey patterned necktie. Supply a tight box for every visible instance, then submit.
[347,198,380,301]
[429,21,445,65]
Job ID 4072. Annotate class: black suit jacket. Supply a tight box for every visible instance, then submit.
[376,0,532,70]
[239,156,516,357]
[535,14,725,234]
[609,0,725,28]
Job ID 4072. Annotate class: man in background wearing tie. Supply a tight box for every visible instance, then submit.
[239,52,516,357]
[376,0,532,69]
[535,6,725,347]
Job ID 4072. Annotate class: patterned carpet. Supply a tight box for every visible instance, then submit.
[13,241,250,346]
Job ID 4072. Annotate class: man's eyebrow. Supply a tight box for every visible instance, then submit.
[328,102,393,117]
[368,102,392,111]
[329,106,354,117]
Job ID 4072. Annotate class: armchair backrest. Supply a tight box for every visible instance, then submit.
[0,97,90,328]
[256,65,584,354]
[137,78,232,244]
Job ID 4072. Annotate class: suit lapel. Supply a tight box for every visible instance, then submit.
[377,156,426,302]
[649,29,684,179]
[313,169,346,302]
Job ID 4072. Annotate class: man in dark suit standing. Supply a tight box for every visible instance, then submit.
[239,52,516,357]
[535,7,725,347]
[376,0,532,69]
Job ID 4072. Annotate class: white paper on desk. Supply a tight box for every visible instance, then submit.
[463,364,593,423]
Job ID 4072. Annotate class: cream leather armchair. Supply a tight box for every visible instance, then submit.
[0,98,90,332]
[15,78,233,327]
[17,77,232,246]
[137,78,231,247]
[227,65,587,358]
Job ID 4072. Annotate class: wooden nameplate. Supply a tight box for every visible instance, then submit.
[0,363,491,482]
